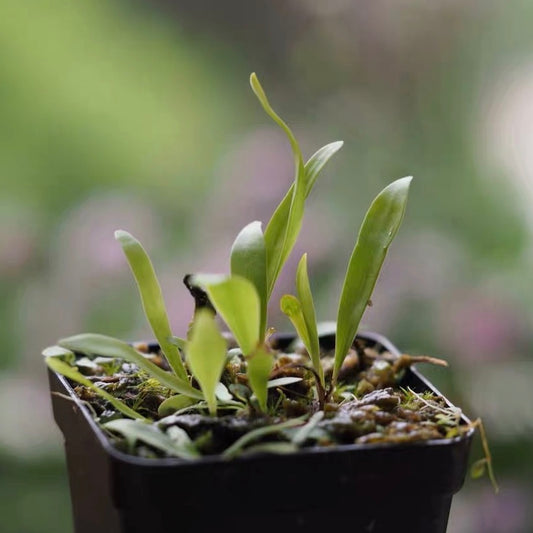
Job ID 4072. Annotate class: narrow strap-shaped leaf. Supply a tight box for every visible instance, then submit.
[246,345,273,412]
[263,141,344,299]
[58,333,203,399]
[295,254,323,385]
[114,230,188,380]
[103,419,199,459]
[250,73,306,298]
[191,275,260,356]
[186,309,228,416]
[230,221,268,337]
[333,177,412,384]
[304,141,344,191]
[45,355,147,421]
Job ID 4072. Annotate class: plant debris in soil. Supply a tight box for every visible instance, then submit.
[64,337,470,459]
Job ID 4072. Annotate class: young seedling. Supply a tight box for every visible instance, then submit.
[43,72,494,489]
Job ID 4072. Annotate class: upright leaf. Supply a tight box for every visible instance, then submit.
[192,275,260,356]
[230,221,268,337]
[250,73,305,298]
[280,294,312,349]
[269,141,344,247]
[295,254,323,386]
[45,355,146,421]
[186,309,228,416]
[114,230,187,380]
[58,334,203,399]
[333,177,412,384]
[246,345,273,412]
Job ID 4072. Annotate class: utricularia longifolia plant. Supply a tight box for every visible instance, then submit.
[42,74,496,487]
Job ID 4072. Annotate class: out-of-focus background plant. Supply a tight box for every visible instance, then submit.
[1,1,533,531]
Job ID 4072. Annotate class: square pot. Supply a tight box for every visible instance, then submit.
[48,331,473,533]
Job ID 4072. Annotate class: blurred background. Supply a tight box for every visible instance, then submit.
[1,1,532,531]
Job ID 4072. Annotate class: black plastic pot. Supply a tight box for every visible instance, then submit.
[48,331,474,533]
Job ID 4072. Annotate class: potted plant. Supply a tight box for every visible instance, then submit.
[44,73,496,533]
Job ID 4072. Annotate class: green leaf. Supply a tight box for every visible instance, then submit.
[58,334,203,399]
[45,356,146,421]
[263,141,343,299]
[250,73,305,298]
[250,73,303,170]
[222,417,305,459]
[158,395,198,417]
[103,419,198,459]
[280,294,312,349]
[42,345,75,364]
[114,230,188,380]
[192,275,260,356]
[333,177,412,383]
[230,221,268,337]
[246,345,273,412]
[304,141,344,191]
[295,254,323,386]
[186,309,228,416]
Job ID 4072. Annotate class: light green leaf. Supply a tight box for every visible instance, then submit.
[114,230,187,380]
[280,294,312,349]
[186,309,228,416]
[333,177,412,383]
[250,73,306,299]
[58,334,203,400]
[158,395,198,417]
[246,346,273,413]
[192,275,260,356]
[295,254,323,386]
[304,141,344,191]
[250,73,303,170]
[222,417,305,459]
[230,221,268,337]
[42,345,76,364]
[263,141,344,299]
[45,356,146,421]
[104,419,198,459]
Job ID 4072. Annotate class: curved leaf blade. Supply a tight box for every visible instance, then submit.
[158,395,198,417]
[45,355,146,421]
[222,417,305,459]
[280,294,312,349]
[58,334,203,399]
[186,309,228,416]
[263,141,344,299]
[104,419,198,459]
[114,230,187,380]
[230,221,268,337]
[333,177,412,383]
[295,254,323,386]
[192,275,260,356]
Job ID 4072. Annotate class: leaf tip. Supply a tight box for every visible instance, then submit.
[114,229,129,241]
